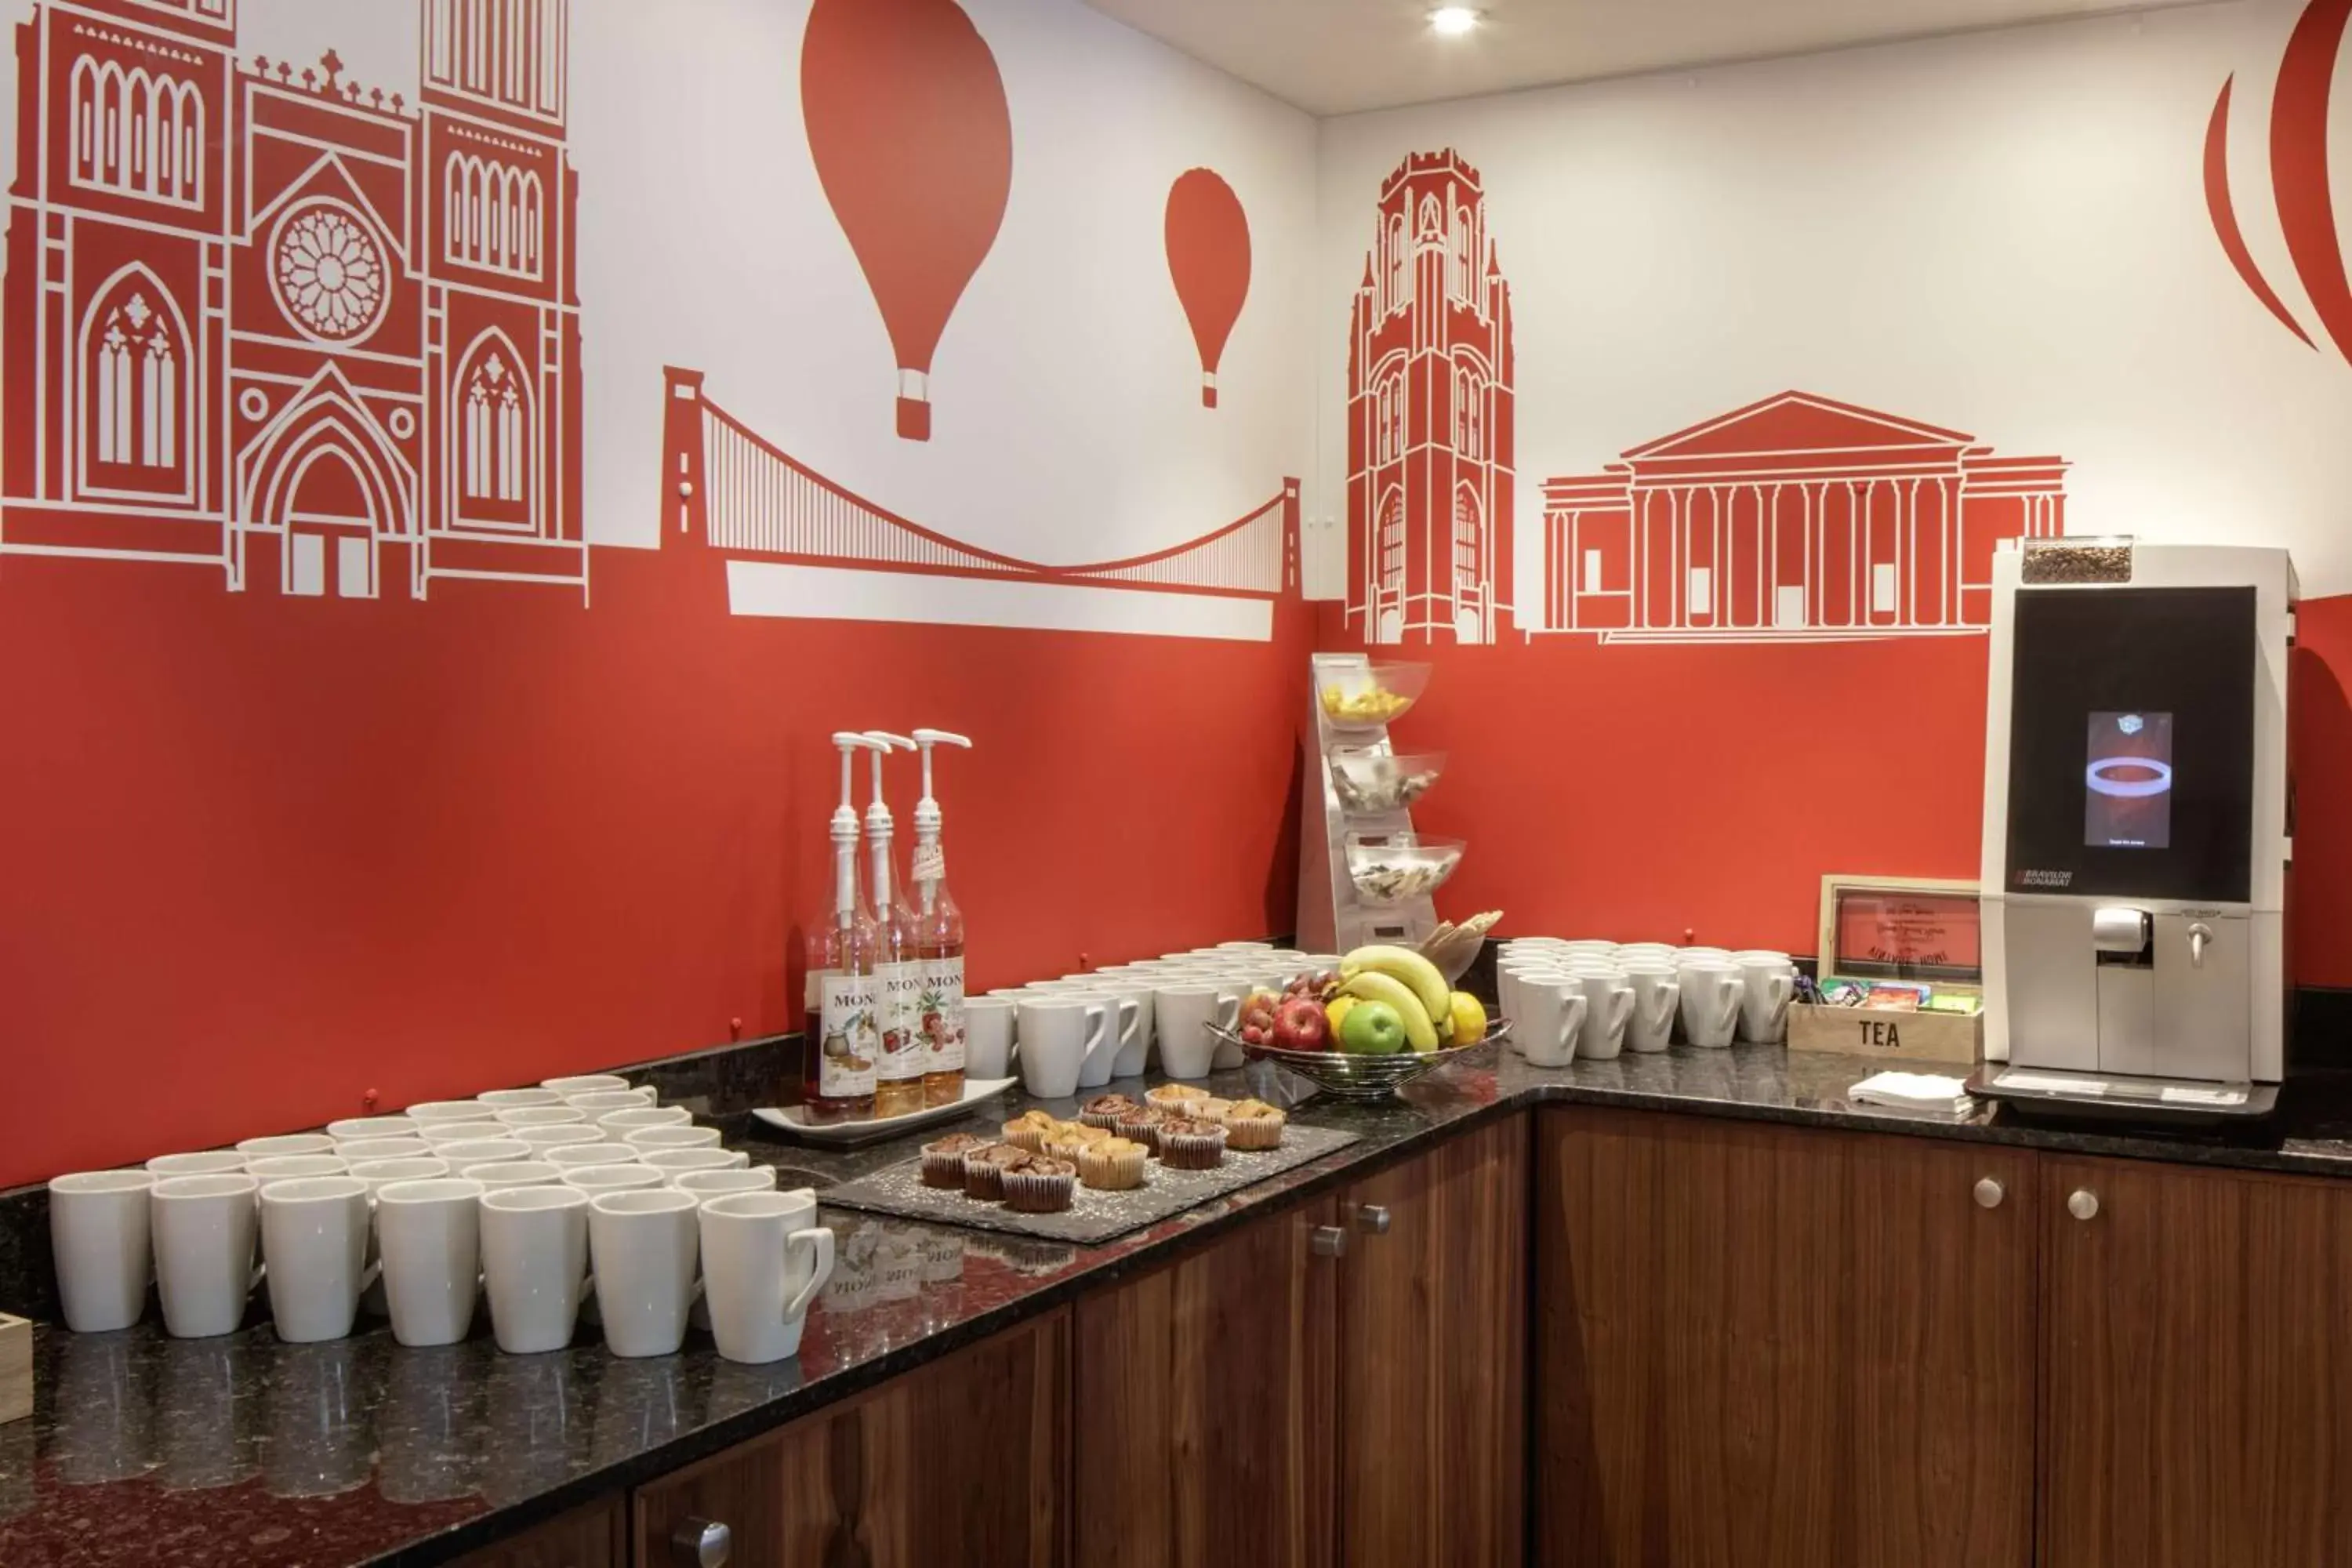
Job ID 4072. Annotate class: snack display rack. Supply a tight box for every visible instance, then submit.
[1295,652,1447,956]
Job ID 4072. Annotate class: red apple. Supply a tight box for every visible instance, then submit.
[1272,996,1330,1052]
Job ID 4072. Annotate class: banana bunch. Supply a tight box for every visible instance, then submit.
[1334,945,1454,1052]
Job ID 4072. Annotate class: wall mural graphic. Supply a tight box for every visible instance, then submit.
[2203,0,2351,363]
[1343,150,1515,648]
[1535,392,2067,643]
[2,0,584,603]
[1164,167,1250,408]
[800,0,1014,444]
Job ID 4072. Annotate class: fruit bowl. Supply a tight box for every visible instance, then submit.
[1319,662,1431,731]
[1343,833,1465,906]
[1214,1020,1512,1102]
[1328,749,1446,816]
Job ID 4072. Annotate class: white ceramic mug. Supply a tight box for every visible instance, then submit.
[590,1189,702,1359]
[1621,964,1682,1054]
[673,1167,779,1200]
[480,1185,592,1355]
[963,996,1016,1079]
[463,1160,564,1192]
[1014,995,1110,1099]
[1677,961,1748,1049]
[374,1178,485,1348]
[237,1134,336,1160]
[1573,971,1636,1062]
[1056,989,1138,1089]
[512,1125,608,1153]
[542,1073,633,1096]
[561,1165,667,1196]
[477,1087,566,1109]
[417,1122,509,1148]
[564,1087,659,1112]
[622,1125,723,1152]
[432,1138,532,1169]
[50,1170,155,1334]
[1153,983,1240,1080]
[145,1151,247,1178]
[546,1143,641,1171]
[151,1174,263,1339]
[492,1106,587,1130]
[332,1137,433,1163]
[260,1177,376,1344]
[404,1101,493,1125]
[325,1116,416,1143]
[347,1156,451,1192]
[247,1154,350,1185]
[639,1149,750,1181]
[1736,953,1797,1043]
[1515,975,1590,1069]
[1093,978,1155,1076]
[699,1190,836,1366]
[598,1106,691,1134]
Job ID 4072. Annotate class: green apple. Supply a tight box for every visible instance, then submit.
[1338,999,1407,1056]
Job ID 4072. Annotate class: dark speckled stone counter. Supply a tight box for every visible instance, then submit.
[11,1041,2352,1567]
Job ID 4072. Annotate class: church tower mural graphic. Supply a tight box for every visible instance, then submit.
[1,0,585,602]
[1344,150,1515,647]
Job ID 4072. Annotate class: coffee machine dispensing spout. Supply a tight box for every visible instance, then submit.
[2091,906,2151,956]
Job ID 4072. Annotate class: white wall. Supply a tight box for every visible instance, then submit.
[1312,0,2352,602]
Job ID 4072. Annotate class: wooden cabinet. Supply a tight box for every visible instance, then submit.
[1073,1116,1526,1568]
[451,1496,625,1568]
[2041,1154,2352,1567]
[1537,1107,2036,1568]
[632,1311,1067,1568]
[1073,1194,1341,1568]
[1337,1113,1527,1568]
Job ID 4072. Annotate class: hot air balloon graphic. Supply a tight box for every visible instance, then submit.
[2202,0,2350,364]
[1164,169,1252,408]
[801,0,1014,442]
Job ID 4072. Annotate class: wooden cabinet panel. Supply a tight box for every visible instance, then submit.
[1537,1108,2035,1568]
[2042,1155,2352,1568]
[452,1496,624,1568]
[1338,1114,1528,1568]
[1073,1195,1340,1568]
[632,1311,1067,1568]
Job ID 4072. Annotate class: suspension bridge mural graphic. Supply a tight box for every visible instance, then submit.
[0,0,1293,644]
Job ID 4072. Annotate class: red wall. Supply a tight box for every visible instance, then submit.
[0,545,1309,1188]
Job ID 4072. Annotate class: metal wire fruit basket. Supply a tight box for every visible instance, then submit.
[1211,1020,1512,1102]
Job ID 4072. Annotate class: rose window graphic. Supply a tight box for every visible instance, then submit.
[272,202,388,342]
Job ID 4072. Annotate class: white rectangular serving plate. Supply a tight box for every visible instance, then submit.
[750,1076,1018,1148]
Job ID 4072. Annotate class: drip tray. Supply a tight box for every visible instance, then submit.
[1968,1065,2280,1124]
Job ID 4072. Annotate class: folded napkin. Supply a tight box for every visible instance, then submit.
[1849,1070,1973,1117]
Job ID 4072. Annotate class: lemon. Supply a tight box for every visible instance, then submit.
[1447,991,1487,1047]
[1326,995,1358,1035]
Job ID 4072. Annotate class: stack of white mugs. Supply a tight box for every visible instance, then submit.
[1494,940,1798,1067]
[47,1073,834,1367]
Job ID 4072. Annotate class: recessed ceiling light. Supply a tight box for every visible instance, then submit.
[1428,6,1482,37]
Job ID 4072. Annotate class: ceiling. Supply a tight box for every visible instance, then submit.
[1080,0,2184,116]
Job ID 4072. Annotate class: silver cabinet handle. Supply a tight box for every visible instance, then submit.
[1310,1225,1348,1258]
[2067,1188,2100,1222]
[673,1517,732,1567]
[1356,1203,1392,1235]
[1973,1178,2005,1210]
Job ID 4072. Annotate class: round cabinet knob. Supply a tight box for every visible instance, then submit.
[2067,1188,2100,1222]
[677,480,696,499]
[1973,1178,2005,1210]
[672,1518,732,1568]
[1356,1203,1392,1236]
[1310,1225,1348,1258]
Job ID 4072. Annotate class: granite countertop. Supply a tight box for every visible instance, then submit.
[11,1041,2352,1568]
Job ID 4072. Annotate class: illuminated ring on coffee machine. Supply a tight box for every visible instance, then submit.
[2085,757,2174,798]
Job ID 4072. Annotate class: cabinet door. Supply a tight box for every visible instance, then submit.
[1538,1108,2035,1568]
[451,1496,624,1568]
[1338,1114,1529,1568]
[2042,1156,2352,1567]
[633,1311,1067,1568]
[1073,1196,1341,1568]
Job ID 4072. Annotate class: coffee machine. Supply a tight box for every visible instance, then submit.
[1971,539,2295,1119]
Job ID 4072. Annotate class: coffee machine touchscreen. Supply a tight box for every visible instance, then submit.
[2085,711,2173,849]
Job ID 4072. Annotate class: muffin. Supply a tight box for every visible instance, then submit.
[1115,1105,1170,1153]
[1221,1099,1287,1151]
[1080,1093,1143,1132]
[1000,1152,1077,1214]
[964,1142,1027,1200]
[1146,1083,1207,1112]
[923,1132,989,1189]
[1077,1138,1149,1192]
[1158,1117,1229,1171]
[1189,1097,1236,1126]
[1000,1110,1059,1153]
[1043,1123,1112,1161]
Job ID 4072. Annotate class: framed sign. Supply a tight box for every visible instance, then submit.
[1815,875,1982,986]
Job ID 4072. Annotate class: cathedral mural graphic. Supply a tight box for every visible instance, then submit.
[1,0,586,602]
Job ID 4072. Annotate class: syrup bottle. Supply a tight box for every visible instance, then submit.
[862,731,927,1120]
[909,729,973,1107]
[801,732,883,1121]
